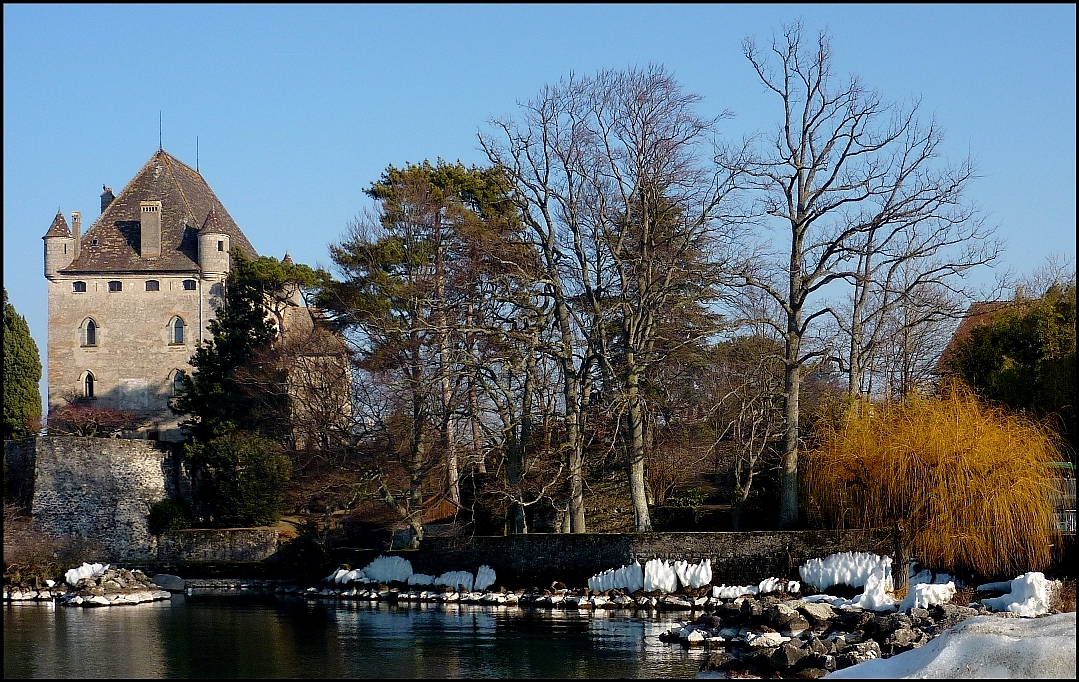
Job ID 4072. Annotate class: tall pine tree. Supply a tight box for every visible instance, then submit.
[3,288,42,439]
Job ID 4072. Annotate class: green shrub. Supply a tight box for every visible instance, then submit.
[187,431,292,527]
[666,487,709,508]
[147,498,192,535]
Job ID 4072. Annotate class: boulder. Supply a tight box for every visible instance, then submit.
[770,641,809,669]
[799,601,836,626]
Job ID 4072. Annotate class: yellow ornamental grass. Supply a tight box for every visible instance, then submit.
[803,383,1065,577]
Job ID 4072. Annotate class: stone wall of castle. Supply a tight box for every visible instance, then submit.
[30,436,183,559]
[47,274,224,439]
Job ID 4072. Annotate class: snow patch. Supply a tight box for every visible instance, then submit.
[799,551,893,591]
[712,584,759,599]
[360,556,413,584]
[758,577,800,594]
[900,581,956,611]
[435,570,474,592]
[673,559,712,589]
[643,559,679,593]
[65,562,109,586]
[474,565,497,592]
[851,566,898,612]
[407,573,436,586]
[981,572,1052,617]
[588,561,645,594]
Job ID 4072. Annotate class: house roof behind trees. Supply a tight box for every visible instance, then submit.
[935,301,1012,374]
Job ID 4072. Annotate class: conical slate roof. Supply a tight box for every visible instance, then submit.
[42,211,72,239]
[199,205,227,234]
[61,150,257,273]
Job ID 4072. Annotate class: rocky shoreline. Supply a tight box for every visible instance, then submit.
[4,566,171,607]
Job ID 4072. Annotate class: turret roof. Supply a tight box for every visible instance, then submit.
[60,149,257,274]
[199,205,227,234]
[42,211,72,239]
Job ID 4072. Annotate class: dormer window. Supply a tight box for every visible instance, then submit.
[91,238,99,247]
[73,281,87,293]
[145,280,160,291]
[108,281,122,292]
[182,279,196,291]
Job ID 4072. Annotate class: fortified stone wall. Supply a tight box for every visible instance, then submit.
[157,528,280,562]
[31,436,181,559]
[3,438,37,511]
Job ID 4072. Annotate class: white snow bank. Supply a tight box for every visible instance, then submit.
[826,611,1076,679]
[65,562,109,586]
[674,559,712,589]
[980,572,1052,617]
[588,561,645,594]
[474,565,497,591]
[713,584,758,599]
[758,577,800,594]
[643,559,679,593]
[851,566,898,612]
[899,581,955,611]
[799,552,892,592]
[435,570,474,592]
[360,556,413,584]
[326,568,368,584]
[407,573,436,586]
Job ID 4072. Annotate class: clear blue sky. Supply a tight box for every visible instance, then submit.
[4,4,1076,405]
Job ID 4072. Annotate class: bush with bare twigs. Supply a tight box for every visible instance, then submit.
[2,503,106,586]
[803,383,1065,578]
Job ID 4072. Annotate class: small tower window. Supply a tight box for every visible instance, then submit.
[81,318,98,347]
[182,279,196,291]
[108,281,122,292]
[73,281,87,293]
[91,238,98,247]
[171,317,186,345]
[217,240,224,251]
[145,280,160,291]
[84,372,95,399]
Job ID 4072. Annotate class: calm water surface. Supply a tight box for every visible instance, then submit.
[4,592,707,678]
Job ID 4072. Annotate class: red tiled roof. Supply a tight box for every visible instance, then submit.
[60,150,257,273]
[935,301,1012,373]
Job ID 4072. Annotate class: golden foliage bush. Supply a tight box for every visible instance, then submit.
[802,383,1065,577]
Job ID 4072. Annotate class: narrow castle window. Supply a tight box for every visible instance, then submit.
[108,281,122,292]
[73,281,86,293]
[145,280,160,292]
[84,372,95,399]
[172,371,185,396]
[182,279,196,291]
[217,240,224,251]
[171,317,186,345]
[81,318,98,347]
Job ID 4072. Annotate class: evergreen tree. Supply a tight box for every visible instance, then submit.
[3,288,42,439]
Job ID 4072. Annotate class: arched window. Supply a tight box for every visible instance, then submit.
[84,371,95,399]
[73,281,86,293]
[145,280,160,291]
[171,317,186,345]
[171,370,185,396]
[81,318,98,347]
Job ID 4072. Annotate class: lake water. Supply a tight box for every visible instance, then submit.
[4,592,708,678]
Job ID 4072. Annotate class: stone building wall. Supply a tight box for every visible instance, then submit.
[30,436,180,559]
[46,273,224,439]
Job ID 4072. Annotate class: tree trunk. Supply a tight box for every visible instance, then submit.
[779,328,801,529]
[626,365,652,532]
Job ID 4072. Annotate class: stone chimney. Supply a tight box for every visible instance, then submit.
[140,200,161,258]
[71,211,81,258]
[100,185,115,214]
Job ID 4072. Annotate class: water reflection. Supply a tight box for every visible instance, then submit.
[5,596,705,678]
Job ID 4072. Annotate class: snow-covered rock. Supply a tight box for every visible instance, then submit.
[64,562,109,586]
[799,552,893,592]
[981,572,1053,617]
[851,566,898,612]
[900,581,956,611]
[474,565,497,591]
[643,559,679,593]
[435,570,474,592]
[359,556,413,584]
[588,561,644,594]
[712,584,759,599]
[673,559,712,589]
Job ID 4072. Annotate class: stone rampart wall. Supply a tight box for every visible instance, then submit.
[30,436,179,559]
[157,528,280,562]
[3,438,37,511]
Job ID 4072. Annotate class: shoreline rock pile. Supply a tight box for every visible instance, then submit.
[3,563,171,607]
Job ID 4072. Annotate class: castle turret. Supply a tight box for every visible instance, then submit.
[198,206,230,275]
[43,211,75,280]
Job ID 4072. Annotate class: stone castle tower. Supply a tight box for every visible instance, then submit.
[42,149,258,440]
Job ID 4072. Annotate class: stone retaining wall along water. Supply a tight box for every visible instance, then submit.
[156,528,280,562]
[346,530,893,589]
